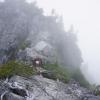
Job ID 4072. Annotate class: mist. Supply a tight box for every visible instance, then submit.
[32,0,100,85]
[0,0,99,85]
[1,1,100,99]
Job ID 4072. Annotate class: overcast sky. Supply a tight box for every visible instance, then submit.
[28,0,100,84]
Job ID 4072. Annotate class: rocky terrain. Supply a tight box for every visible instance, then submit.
[0,1,100,100]
[0,75,99,100]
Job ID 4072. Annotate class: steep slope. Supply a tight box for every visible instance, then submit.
[0,0,82,69]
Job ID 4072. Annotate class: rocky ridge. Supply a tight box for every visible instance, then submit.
[0,75,100,100]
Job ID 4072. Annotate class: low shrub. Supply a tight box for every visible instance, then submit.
[93,85,100,96]
[44,63,71,83]
[71,68,90,88]
[44,63,90,88]
[0,61,36,79]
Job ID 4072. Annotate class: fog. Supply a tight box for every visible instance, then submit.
[29,0,100,84]
[0,0,99,85]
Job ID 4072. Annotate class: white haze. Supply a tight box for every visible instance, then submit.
[28,0,100,85]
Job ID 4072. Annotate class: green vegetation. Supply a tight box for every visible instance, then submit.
[89,84,100,96]
[92,85,100,96]
[44,63,71,83]
[0,61,90,88]
[44,63,90,88]
[0,61,36,79]
[70,68,90,88]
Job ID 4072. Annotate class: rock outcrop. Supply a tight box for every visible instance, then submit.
[0,75,100,100]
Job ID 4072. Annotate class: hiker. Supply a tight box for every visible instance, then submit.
[32,58,45,75]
